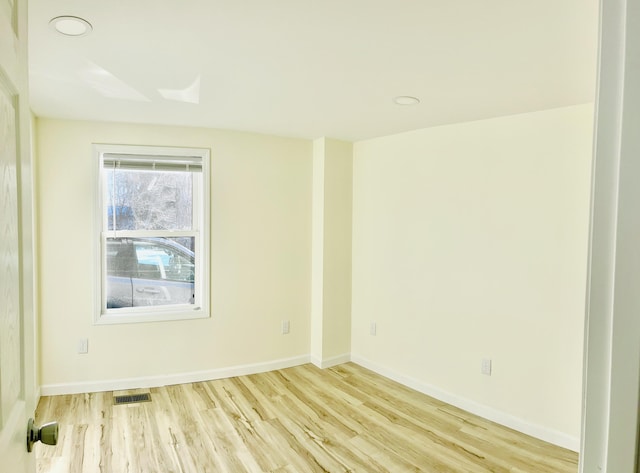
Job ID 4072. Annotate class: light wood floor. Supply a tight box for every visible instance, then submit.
[35,363,578,473]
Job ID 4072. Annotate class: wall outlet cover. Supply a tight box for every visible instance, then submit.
[282,320,290,335]
[481,358,492,376]
[78,338,89,354]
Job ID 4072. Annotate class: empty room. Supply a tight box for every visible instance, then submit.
[2,0,640,472]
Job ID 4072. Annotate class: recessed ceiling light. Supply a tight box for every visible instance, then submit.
[49,16,92,37]
[393,96,420,106]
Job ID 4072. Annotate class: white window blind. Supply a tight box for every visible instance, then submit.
[102,153,203,172]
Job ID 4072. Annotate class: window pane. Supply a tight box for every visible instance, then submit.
[96,144,209,322]
[133,238,195,283]
[106,237,195,309]
[105,168,193,231]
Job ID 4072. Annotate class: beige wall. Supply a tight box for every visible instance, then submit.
[310,138,352,366]
[36,118,312,388]
[351,104,594,446]
[321,139,352,361]
[35,105,594,448]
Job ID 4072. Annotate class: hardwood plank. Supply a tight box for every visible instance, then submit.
[35,363,579,473]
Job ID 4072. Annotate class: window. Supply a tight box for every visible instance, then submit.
[94,144,210,324]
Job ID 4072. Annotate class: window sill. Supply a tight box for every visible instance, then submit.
[95,307,209,325]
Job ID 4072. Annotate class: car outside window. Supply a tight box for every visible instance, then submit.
[94,144,210,324]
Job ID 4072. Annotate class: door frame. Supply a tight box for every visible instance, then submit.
[581,0,640,471]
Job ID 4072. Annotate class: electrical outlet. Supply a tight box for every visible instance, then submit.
[78,338,89,354]
[370,322,377,336]
[481,358,492,376]
[281,320,290,335]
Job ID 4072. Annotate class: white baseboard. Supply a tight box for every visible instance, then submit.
[38,351,579,452]
[40,354,310,396]
[350,354,580,452]
[34,386,42,408]
[310,353,351,369]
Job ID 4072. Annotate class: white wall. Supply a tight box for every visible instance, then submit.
[351,104,594,448]
[36,118,312,391]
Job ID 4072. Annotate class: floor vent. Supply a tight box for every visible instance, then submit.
[113,393,151,405]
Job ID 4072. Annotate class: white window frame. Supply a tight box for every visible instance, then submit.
[93,144,210,324]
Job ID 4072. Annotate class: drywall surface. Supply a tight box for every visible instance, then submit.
[351,104,593,445]
[321,139,353,361]
[36,118,312,388]
[310,138,353,366]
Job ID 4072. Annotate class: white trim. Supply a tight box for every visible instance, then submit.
[350,354,580,452]
[38,351,579,452]
[310,353,351,369]
[92,143,211,325]
[40,355,310,396]
[35,386,41,407]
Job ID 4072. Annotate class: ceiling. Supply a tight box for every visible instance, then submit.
[28,0,599,142]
